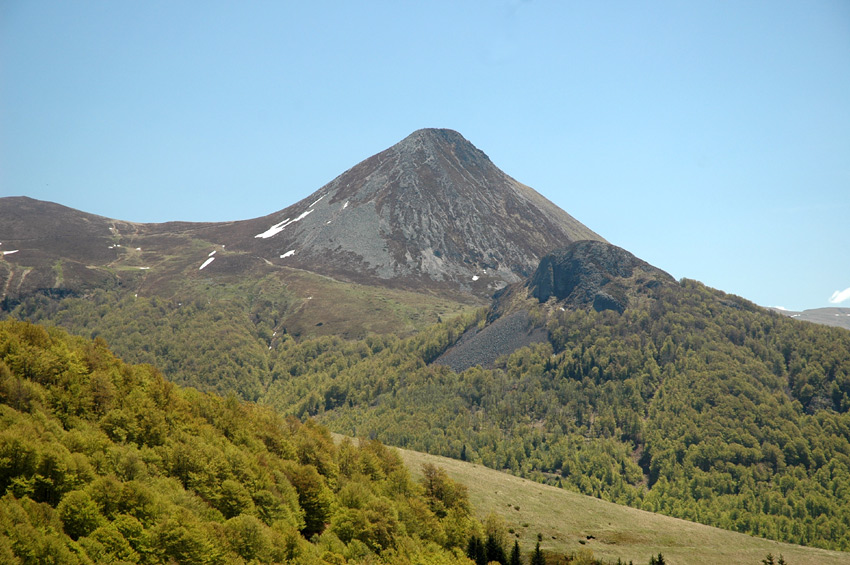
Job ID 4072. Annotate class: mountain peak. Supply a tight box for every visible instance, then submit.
[234,129,604,296]
[392,128,493,172]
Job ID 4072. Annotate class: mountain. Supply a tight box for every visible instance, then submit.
[191,128,605,295]
[1,129,602,336]
[772,307,850,331]
[4,130,850,553]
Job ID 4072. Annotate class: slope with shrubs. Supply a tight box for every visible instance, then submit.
[0,319,479,564]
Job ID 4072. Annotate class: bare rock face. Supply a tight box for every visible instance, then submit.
[227,129,604,296]
[528,240,674,312]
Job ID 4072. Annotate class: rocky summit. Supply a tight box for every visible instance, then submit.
[224,128,605,296]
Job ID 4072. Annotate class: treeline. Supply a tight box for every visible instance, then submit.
[0,319,483,564]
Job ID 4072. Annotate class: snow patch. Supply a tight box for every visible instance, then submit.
[343,201,349,209]
[208,250,216,257]
[139,267,150,270]
[2,250,19,255]
[254,209,315,239]
[280,250,295,259]
[136,247,141,251]
[199,257,215,270]
[472,275,479,281]
[311,195,325,207]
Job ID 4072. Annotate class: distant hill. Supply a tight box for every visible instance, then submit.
[771,307,850,331]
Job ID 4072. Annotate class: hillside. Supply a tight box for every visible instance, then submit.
[240,245,850,552]
[397,445,850,565]
[0,319,479,564]
[5,237,850,552]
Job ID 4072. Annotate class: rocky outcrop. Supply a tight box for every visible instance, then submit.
[528,240,673,312]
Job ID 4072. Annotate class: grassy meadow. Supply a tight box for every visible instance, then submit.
[395,444,850,565]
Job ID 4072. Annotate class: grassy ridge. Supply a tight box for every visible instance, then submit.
[396,446,850,565]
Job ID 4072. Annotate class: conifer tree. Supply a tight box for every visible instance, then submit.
[509,539,522,565]
[485,533,507,565]
[530,541,545,565]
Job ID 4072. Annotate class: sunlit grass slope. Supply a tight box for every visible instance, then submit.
[396,446,850,565]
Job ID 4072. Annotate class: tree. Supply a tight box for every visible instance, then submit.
[531,541,545,565]
[466,534,488,565]
[485,532,507,564]
[509,539,522,565]
[57,490,102,540]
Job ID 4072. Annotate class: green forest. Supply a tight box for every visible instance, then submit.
[0,319,489,564]
[5,276,850,553]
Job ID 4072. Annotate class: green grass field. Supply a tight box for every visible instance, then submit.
[395,445,850,565]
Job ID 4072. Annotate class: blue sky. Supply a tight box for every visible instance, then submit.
[2,1,848,311]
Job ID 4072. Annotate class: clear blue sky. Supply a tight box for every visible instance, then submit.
[2,1,848,311]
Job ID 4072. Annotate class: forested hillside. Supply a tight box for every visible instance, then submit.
[4,276,850,552]
[261,281,850,551]
[0,320,482,564]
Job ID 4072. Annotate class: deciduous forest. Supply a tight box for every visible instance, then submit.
[5,277,850,553]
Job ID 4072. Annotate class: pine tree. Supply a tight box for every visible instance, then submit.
[509,540,521,565]
[485,533,507,565]
[530,541,545,565]
[467,535,488,565]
